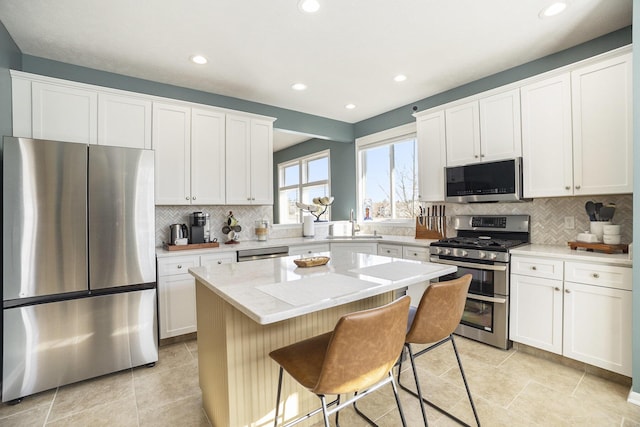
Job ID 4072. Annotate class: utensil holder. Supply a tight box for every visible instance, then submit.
[415,216,445,240]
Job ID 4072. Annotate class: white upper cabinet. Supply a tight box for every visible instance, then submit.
[445,101,480,166]
[98,93,152,149]
[445,89,521,167]
[32,81,98,144]
[521,73,574,198]
[191,108,226,205]
[571,53,632,195]
[521,51,633,198]
[415,109,446,201]
[153,103,229,205]
[225,115,274,205]
[478,88,522,162]
[152,102,191,205]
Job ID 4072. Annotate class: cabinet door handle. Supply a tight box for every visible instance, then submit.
[217,260,222,264]
[575,185,581,190]
[565,289,571,294]
[474,155,479,158]
[592,273,600,279]
[554,287,561,291]
[192,196,196,200]
[565,186,570,190]
[480,154,485,158]
[185,196,190,200]
[177,264,182,269]
[531,266,537,270]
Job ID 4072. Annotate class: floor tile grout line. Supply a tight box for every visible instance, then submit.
[42,387,58,426]
[504,378,531,411]
[571,370,587,397]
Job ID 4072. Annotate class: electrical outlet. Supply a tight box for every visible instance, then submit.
[564,216,575,229]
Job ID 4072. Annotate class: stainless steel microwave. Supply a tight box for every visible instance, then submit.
[445,158,524,203]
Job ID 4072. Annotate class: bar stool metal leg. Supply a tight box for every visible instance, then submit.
[274,367,284,427]
[406,344,429,426]
[398,336,480,427]
[451,335,480,427]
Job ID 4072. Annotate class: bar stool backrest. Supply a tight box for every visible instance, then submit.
[406,274,472,345]
[312,296,411,395]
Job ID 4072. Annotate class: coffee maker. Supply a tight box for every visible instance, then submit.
[190,212,210,244]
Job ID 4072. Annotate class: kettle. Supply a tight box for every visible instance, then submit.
[169,224,189,244]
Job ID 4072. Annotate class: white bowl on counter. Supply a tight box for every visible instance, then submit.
[603,234,621,245]
[603,224,621,235]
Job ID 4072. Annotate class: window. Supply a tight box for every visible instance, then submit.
[357,128,417,221]
[278,150,331,223]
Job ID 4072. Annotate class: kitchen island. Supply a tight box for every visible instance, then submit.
[189,252,456,427]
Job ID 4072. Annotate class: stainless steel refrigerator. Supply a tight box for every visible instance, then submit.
[2,137,158,402]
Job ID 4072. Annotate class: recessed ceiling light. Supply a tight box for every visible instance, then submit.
[539,2,568,18]
[345,104,356,110]
[291,83,307,91]
[298,0,320,13]
[190,55,208,65]
[394,74,407,82]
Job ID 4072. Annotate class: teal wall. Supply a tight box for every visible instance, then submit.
[20,55,354,143]
[354,26,632,139]
[0,21,21,138]
[273,138,355,222]
[632,0,639,395]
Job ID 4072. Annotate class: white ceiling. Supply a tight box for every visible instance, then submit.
[0,0,632,151]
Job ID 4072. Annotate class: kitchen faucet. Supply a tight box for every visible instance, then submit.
[350,209,360,236]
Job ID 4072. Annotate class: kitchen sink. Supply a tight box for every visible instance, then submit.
[325,234,383,240]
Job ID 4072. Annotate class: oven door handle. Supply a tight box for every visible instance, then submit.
[429,257,508,272]
[467,294,507,304]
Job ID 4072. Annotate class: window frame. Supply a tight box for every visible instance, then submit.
[277,149,331,224]
[355,123,417,224]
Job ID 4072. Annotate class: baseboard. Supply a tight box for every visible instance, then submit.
[627,390,640,406]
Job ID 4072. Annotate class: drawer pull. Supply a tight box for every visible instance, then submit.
[217,260,222,264]
[531,266,537,271]
[555,287,561,291]
[177,264,182,269]
[592,273,600,279]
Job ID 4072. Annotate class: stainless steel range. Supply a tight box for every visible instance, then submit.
[429,215,530,350]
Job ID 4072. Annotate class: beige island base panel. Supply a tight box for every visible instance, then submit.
[196,280,393,427]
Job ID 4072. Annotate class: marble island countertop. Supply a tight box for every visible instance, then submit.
[188,252,456,325]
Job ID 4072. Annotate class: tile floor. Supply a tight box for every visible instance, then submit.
[1,336,639,426]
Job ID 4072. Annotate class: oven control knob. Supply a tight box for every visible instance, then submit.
[489,253,498,260]
[478,251,486,259]
[444,248,451,256]
[461,250,468,257]
[434,247,441,255]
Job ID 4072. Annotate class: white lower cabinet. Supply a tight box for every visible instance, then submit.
[510,274,563,354]
[377,244,430,304]
[157,252,236,339]
[289,243,331,256]
[510,256,631,376]
[378,244,403,258]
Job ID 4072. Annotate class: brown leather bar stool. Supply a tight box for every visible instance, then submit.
[269,296,411,427]
[398,274,480,427]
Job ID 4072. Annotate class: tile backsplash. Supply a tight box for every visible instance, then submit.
[155,205,273,246]
[156,194,633,247]
[360,194,633,245]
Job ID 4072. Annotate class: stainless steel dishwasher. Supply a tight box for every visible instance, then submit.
[237,246,290,262]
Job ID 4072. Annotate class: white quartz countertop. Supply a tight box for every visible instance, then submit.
[189,252,456,325]
[156,235,437,258]
[510,244,632,267]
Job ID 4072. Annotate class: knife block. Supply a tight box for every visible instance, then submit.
[415,217,445,240]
